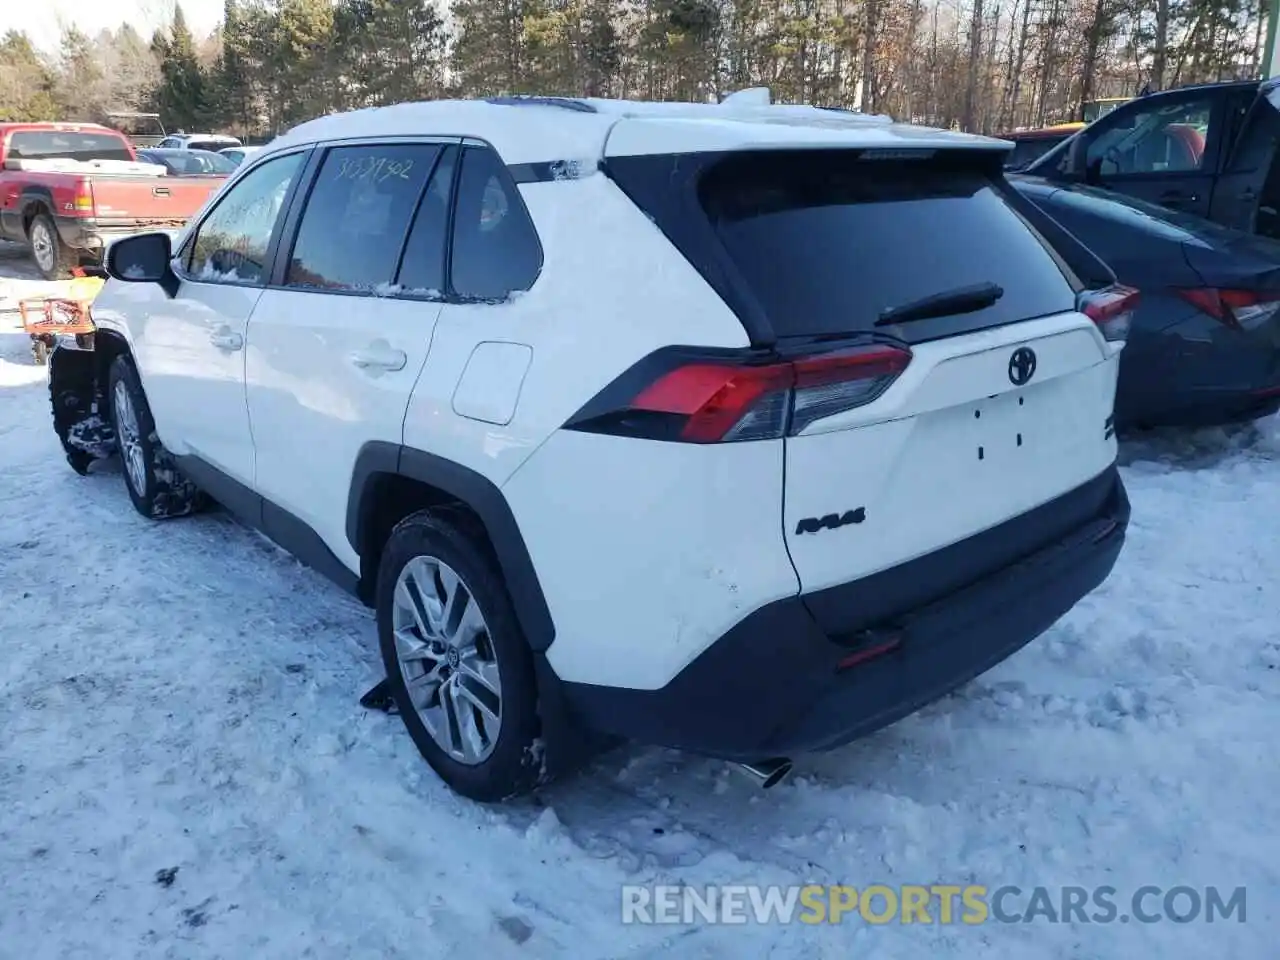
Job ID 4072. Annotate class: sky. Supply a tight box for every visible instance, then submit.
[4,0,224,53]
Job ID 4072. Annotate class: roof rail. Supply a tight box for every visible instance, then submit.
[486,96,598,114]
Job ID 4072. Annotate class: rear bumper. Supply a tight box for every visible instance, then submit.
[561,465,1129,761]
[55,216,186,258]
[1117,318,1280,428]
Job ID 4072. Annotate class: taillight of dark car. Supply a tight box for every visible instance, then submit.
[1078,284,1139,342]
[1175,288,1280,331]
[565,343,912,443]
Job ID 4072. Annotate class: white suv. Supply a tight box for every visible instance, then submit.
[155,133,243,152]
[47,92,1133,801]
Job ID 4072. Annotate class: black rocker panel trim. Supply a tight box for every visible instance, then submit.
[346,441,556,652]
[174,454,360,596]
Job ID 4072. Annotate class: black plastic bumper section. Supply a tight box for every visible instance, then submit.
[561,465,1129,761]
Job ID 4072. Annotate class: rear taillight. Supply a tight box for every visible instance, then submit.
[73,178,93,214]
[568,344,911,443]
[1078,284,1138,342]
[1175,287,1280,331]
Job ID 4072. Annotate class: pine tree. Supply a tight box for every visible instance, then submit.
[275,0,339,125]
[359,0,448,104]
[219,0,255,133]
[451,0,530,95]
[152,5,210,130]
[55,27,109,121]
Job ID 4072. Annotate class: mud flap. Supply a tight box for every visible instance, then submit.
[358,656,613,786]
[359,678,397,714]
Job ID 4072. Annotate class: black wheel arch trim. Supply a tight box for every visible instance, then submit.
[19,187,56,221]
[347,441,556,652]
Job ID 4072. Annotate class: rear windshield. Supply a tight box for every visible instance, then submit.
[697,151,1077,340]
[8,130,132,163]
[170,150,235,175]
[187,139,237,152]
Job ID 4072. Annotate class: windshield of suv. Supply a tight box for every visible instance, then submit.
[697,150,1077,340]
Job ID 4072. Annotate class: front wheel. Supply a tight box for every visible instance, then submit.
[107,355,203,519]
[376,510,544,802]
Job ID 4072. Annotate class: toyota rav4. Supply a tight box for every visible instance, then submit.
[46,91,1133,801]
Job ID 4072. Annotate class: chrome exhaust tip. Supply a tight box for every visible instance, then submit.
[736,757,794,789]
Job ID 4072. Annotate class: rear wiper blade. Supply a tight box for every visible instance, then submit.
[874,281,1004,327]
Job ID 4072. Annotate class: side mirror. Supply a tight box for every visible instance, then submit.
[104,231,179,298]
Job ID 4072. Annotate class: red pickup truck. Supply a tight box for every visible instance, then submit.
[0,122,222,279]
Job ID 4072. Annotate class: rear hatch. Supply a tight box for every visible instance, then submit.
[606,145,1122,619]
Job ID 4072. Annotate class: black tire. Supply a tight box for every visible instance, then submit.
[49,350,116,476]
[107,354,204,520]
[27,212,75,281]
[376,509,543,802]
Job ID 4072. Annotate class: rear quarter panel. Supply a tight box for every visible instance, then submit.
[404,171,795,690]
[0,171,73,240]
[403,171,750,486]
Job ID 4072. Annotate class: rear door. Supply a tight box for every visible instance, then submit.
[245,139,457,572]
[692,150,1120,599]
[1076,87,1226,217]
[1210,87,1280,236]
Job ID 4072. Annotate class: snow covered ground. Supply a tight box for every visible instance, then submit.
[1,241,1276,959]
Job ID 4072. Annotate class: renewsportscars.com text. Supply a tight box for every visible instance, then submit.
[621,884,1247,926]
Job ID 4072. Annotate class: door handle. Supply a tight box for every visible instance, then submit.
[348,344,407,372]
[209,330,243,351]
[1159,190,1199,204]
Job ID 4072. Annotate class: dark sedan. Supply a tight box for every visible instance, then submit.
[136,148,235,177]
[1012,174,1280,429]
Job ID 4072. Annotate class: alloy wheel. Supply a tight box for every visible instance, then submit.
[31,221,54,274]
[112,381,147,494]
[391,555,502,764]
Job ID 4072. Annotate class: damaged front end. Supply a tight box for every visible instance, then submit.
[48,335,118,475]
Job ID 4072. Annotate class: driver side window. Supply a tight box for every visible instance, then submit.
[1085,96,1214,176]
[186,152,303,285]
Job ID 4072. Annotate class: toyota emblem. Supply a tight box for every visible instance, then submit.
[1008,347,1037,386]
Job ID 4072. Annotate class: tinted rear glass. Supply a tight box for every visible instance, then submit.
[187,139,236,152]
[8,131,132,163]
[698,151,1077,339]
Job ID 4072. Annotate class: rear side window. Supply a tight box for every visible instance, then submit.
[286,143,441,292]
[449,146,543,300]
[8,131,132,163]
[698,151,1077,340]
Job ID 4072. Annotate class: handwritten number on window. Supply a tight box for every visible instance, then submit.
[336,155,414,183]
